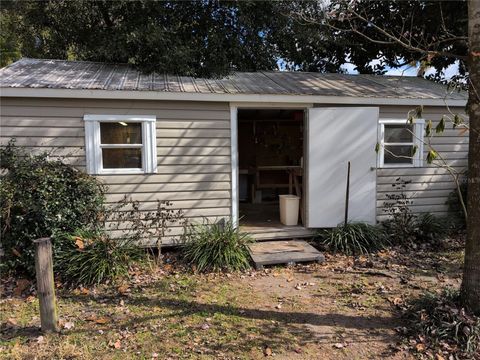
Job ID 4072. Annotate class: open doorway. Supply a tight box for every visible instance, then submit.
[237,109,305,233]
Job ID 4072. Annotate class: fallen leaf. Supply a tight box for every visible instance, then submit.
[85,314,97,322]
[416,343,426,353]
[263,346,273,356]
[12,248,21,257]
[7,318,17,326]
[109,340,122,349]
[73,287,89,296]
[200,323,210,330]
[81,287,90,295]
[95,317,109,324]
[333,343,345,349]
[117,285,129,294]
[63,321,74,330]
[74,237,84,250]
[36,336,44,344]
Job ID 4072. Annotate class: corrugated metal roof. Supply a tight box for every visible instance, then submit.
[0,58,467,100]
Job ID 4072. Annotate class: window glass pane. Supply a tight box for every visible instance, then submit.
[100,122,142,144]
[102,148,142,168]
[384,145,414,164]
[384,124,413,143]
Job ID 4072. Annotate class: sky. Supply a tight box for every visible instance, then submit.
[340,60,460,79]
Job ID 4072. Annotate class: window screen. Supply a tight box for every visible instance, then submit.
[383,124,414,165]
[100,122,143,169]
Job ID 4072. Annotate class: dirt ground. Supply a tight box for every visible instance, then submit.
[0,240,464,359]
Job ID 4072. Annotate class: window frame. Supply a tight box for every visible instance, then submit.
[378,118,425,168]
[84,114,157,175]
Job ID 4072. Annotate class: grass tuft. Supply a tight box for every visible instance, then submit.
[316,222,388,255]
[54,228,145,285]
[181,219,253,272]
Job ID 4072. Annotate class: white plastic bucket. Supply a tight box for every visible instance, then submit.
[279,195,300,226]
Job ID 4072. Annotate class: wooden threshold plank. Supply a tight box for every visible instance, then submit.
[248,240,325,269]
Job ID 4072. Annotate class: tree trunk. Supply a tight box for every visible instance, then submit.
[462,0,480,314]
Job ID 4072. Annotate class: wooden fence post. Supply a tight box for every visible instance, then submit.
[34,237,59,333]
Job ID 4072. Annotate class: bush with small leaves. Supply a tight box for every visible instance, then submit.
[0,142,106,274]
[182,219,253,272]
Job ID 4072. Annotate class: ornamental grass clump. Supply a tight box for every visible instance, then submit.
[54,229,145,286]
[182,219,253,272]
[317,222,388,256]
[415,212,451,242]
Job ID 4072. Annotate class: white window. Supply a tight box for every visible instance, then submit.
[378,119,424,167]
[84,115,157,174]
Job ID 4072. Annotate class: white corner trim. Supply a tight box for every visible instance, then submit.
[1,87,468,107]
[83,114,157,175]
[230,105,239,226]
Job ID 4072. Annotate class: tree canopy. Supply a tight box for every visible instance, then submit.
[0,1,341,76]
[0,1,468,79]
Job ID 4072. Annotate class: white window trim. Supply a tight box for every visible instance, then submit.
[378,118,425,168]
[84,115,157,175]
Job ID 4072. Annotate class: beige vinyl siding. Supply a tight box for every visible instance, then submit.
[376,105,468,220]
[0,97,232,245]
[0,97,468,238]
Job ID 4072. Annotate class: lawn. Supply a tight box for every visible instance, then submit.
[0,240,464,360]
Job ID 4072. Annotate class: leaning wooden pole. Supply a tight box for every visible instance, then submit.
[34,237,59,332]
[344,161,351,227]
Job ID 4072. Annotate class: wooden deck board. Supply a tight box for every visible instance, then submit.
[248,240,325,269]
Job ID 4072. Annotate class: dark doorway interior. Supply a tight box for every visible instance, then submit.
[237,109,305,228]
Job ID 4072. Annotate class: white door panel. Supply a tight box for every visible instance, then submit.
[306,107,378,228]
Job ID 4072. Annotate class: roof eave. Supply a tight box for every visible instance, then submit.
[0,87,468,107]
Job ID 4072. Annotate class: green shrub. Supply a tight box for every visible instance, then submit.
[316,222,388,256]
[54,229,145,286]
[182,219,253,272]
[415,213,450,242]
[403,289,480,358]
[0,142,106,274]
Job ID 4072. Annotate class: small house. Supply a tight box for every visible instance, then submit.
[0,58,468,244]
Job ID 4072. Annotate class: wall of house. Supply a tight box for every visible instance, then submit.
[0,97,468,241]
[376,105,468,220]
[0,97,232,245]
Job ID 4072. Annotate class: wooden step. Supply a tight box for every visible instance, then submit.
[247,240,324,270]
